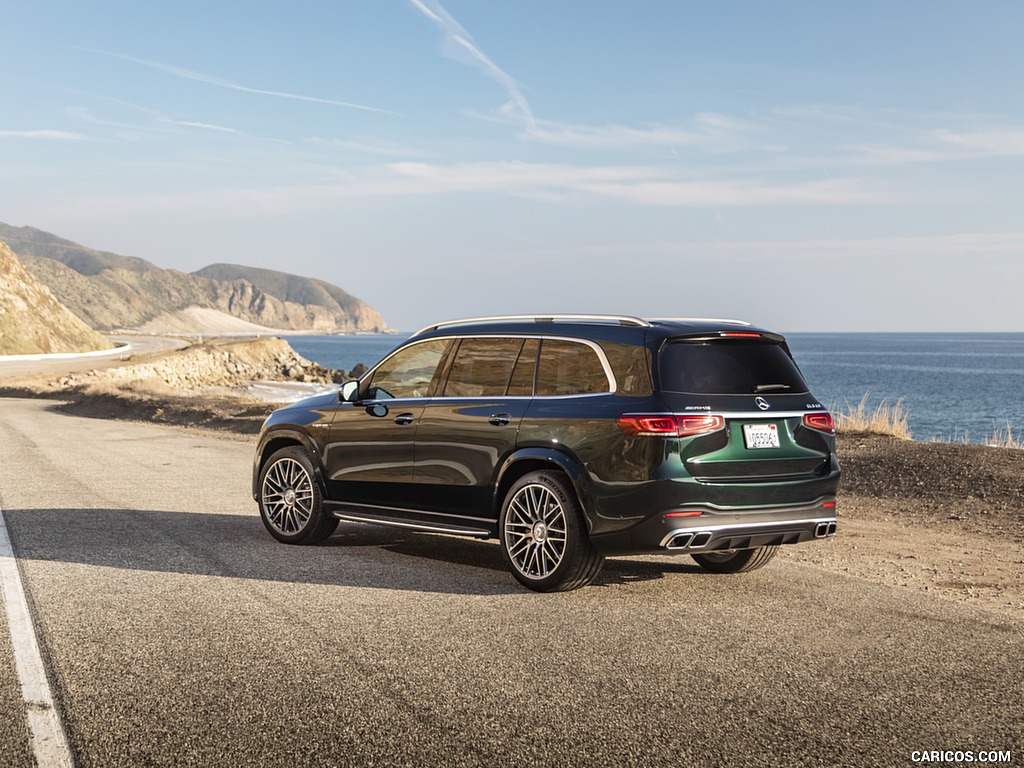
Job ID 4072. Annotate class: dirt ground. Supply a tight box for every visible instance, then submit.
[2,383,1022,621]
[785,434,1024,620]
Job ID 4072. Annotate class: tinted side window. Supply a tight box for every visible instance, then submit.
[536,340,610,396]
[601,341,652,396]
[366,339,449,400]
[507,339,538,396]
[659,340,809,395]
[443,338,524,397]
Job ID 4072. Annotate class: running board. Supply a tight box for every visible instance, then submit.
[330,510,491,539]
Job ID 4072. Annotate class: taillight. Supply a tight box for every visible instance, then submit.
[720,332,762,339]
[617,414,725,437]
[803,412,835,434]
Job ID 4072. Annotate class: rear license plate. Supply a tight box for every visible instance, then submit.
[743,423,780,449]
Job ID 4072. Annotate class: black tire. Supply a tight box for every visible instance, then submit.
[257,446,338,544]
[691,545,778,574]
[499,470,604,592]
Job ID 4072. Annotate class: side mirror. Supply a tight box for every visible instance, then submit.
[339,380,360,403]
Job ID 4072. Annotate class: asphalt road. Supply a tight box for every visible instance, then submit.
[0,398,1020,767]
[0,335,190,380]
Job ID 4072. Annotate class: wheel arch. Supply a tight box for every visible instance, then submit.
[493,448,597,532]
[253,428,327,500]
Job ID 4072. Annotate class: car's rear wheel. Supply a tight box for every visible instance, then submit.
[691,545,778,574]
[258,446,338,544]
[499,470,604,592]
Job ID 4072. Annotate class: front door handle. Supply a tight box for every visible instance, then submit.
[394,412,415,426]
[488,413,512,427]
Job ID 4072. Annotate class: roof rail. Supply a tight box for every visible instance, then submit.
[646,317,752,326]
[413,314,652,337]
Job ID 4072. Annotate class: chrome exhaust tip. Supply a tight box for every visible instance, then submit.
[815,521,838,538]
[666,533,694,550]
[689,531,713,549]
[665,531,714,550]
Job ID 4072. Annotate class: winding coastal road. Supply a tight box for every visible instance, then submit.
[0,397,1021,767]
[0,335,190,380]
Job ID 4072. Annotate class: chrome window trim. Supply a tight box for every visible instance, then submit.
[535,336,617,396]
[359,336,451,399]
[363,333,618,398]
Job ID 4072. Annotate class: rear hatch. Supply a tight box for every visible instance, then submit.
[655,334,834,482]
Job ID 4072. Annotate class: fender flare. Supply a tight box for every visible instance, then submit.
[493,447,598,530]
[252,427,328,499]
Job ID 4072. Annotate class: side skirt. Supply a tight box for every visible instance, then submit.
[324,500,493,539]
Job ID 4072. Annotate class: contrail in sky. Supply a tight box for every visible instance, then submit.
[0,130,85,140]
[408,0,535,128]
[77,47,397,115]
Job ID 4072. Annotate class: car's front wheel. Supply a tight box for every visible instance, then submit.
[258,446,338,544]
[499,470,604,592]
[691,546,778,574]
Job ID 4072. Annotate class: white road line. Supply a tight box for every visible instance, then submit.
[0,505,74,767]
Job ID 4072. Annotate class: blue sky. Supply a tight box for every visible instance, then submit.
[2,0,1022,332]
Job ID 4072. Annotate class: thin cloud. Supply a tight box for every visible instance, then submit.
[525,113,784,153]
[845,127,1024,166]
[77,47,397,115]
[0,129,85,140]
[169,120,246,136]
[933,128,1024,156]
[26,161,885,223]
[376,161,882,206]
[409,0,534,128]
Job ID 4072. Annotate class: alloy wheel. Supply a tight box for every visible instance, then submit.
[261,457,315,535]
[503,483,568,579]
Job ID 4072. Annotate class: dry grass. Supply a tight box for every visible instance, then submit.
[985,420,1024,450]
[834,393,913,440]
[835,396,1023,450]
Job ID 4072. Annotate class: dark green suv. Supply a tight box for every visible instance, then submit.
[253,315,840,591]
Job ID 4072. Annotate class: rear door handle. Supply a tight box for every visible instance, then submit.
[488,413,512,427]
[394,413,415,426]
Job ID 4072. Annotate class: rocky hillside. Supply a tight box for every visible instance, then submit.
[195,263,386,332]
[0,223,390,334]
[0,240,114,355]
[55,337,343,394]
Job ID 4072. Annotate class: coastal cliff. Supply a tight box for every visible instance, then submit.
[0,240,114,355]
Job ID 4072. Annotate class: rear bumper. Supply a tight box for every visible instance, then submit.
[589,500,837,556]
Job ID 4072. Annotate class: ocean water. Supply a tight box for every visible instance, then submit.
[786,333,1024,444]
[284,334,409,376]
[285,332,1024,445]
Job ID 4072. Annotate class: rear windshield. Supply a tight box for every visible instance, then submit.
[659,340,809,395]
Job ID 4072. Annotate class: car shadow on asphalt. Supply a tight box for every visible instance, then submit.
[3,507,703,596]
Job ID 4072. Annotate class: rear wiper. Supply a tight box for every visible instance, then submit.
[754,383,792,393]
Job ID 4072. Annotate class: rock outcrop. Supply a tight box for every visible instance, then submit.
[56,337,343,394]
[0,240,114,355]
